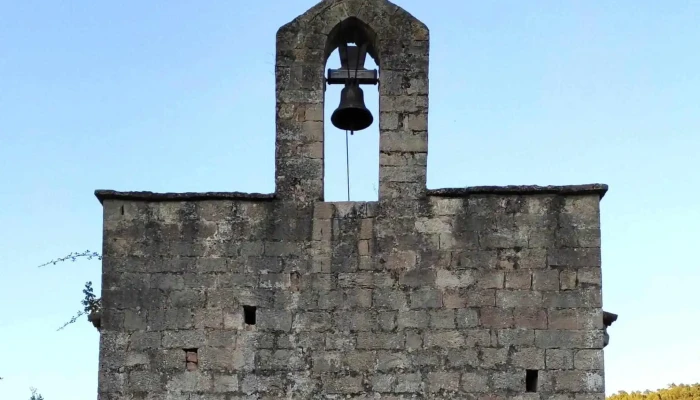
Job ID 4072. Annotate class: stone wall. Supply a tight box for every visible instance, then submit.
[96,0,609,398]
[97,186,606,399]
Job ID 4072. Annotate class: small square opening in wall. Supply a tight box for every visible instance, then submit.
[184,348,198,371]
[526,370,538,392]
[243,305,256,325]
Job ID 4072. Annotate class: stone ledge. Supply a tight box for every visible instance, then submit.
[94,190,275,204]
[427,184,608,199]
[95,184,608,204]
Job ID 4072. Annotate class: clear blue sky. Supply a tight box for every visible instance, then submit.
[1,1,699,399]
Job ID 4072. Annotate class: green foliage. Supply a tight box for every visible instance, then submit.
[38,251,102,331]
[56,281,102,331]
[30,387,44,400]
[608,383,700,400]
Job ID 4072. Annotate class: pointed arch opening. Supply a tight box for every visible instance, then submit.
[323,17,381,202]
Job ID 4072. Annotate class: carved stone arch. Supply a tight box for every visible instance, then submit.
[324,17,379,67]
[275,0,429,202]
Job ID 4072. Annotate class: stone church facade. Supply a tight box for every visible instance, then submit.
[96,0,611,398]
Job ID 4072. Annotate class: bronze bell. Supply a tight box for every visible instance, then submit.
[331,82,373,132]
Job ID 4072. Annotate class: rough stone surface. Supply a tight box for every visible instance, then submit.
[96,0,608,398]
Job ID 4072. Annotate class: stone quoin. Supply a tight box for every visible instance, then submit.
[95,0,615,398]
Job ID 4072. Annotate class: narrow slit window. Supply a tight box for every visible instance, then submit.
[290,271,301,292]
[243,305,256,325]
[526,370,538,392]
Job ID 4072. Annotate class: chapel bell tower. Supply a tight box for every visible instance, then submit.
[274,0,430,203]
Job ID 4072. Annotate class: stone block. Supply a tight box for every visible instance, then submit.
[578,268,602,287]
[436,269,475,288]
[323,376,364,394]
[372,373,396,392]
[98,371,126,393]
[400,269,436,287]
[200,346,237,371]
[379,130,429,152]
[496,290,543,308]
[240,373,285,395]
[125,352,149,367]
[337,311,377,332]
[535,330,604,349]
[169,290,206,308]
[296,332,325,349]
[442,289,467,308]
[514,307,548,329]
[317,290,343,309]
[410,349,442,368]
[377,351,410,371]
[231,346,256,372]
[467,289,497,307]
[395,372,423,393]
[543,290,602,308]
[165,371,214,393]
[549,309,603,330]
[561,270,578,290]
[456,308,479,328]
[124,309,147,331]
[257,310,293,332]
[506,270,532,289]
[405,331,423,351]
[194,307,224,329]
[206,330,236,348]
[357,333,404,349]
[428,371,461,393]
[293,311,332,332]
[213,374,239,393]
[129,371,164,392]
[162,330,206,349]
[511,347,545,369]
[476,270,505,289]
[150,274,185,290]
[385,250,418,270]
[546,349,575,369]
[548,248,601,268]
[552,370,604,393]
[424,331,464,349]
[312,219,331,242]
[398,310,430,329]
[462,372,490,392]
[343,351,376,372]
[409,288,443,308]
[480,307,514,328]
[325,332,355,350]
[497,329,535,346]
[378,311,397,331]
[574,349,604,370]
[492,371,524,391]
[465,329,493,347]
[129,332,161,350]
[345,288,373,308]
[430,310,456,329]
[373,289,408,310]
[446,349,479,368]
[379,112,400,130]
[533,270,560,291]
[480,227,528,250]
[480,347,508,369]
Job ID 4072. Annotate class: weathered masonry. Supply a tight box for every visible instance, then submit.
[95,0,615,398]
